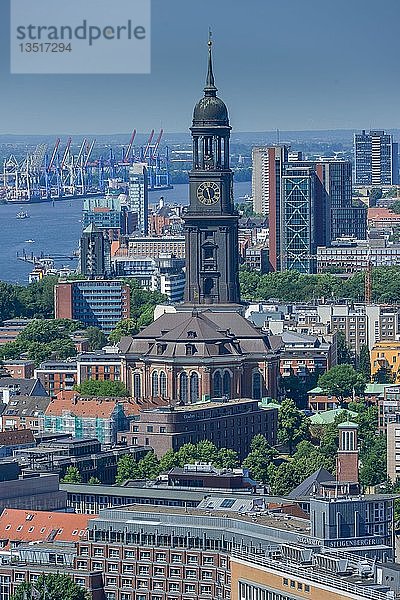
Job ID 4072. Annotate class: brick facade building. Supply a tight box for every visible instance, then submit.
[122,399,277,460]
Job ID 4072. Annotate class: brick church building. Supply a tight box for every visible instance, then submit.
[119,38,280,406]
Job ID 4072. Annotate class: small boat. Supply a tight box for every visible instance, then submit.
[25,239,35,244]
[16,211,29,219]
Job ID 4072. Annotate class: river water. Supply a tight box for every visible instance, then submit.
[0,181,251,284]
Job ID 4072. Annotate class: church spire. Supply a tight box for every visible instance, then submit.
[204,30,217,96]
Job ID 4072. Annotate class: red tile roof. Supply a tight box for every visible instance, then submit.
[45,391,169,418]
[368,208,400,221]
[45,391,119,418]
[121,397,170,416]
[0,509,96,545]
[0,429,35,446]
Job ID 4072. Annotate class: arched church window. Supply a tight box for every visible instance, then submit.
[223,371,232,399]
[190,372,199,403]
[213,371,222,398]
[252,371,262,400]
[151,371,159,397]
[133,373,141,399]
[159,371,167,398]
[179,372,189,403]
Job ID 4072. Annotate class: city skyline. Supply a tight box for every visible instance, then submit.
[0,0,399,134]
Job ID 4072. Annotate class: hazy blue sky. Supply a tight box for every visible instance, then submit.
[0,0,399,134]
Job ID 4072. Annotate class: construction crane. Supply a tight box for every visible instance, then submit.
[123,130,136,163]
[142,129,155,161]
[1,130,172,201]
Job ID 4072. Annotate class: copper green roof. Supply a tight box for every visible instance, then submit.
[310,408,357,425]
[308,383,391,397]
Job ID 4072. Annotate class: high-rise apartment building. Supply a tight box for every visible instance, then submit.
[252,145,288,219]
[129,162,149,235]
[354,129,399,185]
[79,223,111,277]
[54,280,130,334]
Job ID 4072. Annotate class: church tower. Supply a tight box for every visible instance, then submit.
[183,36,241,305]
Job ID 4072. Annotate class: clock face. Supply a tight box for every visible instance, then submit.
[197,181,221,205]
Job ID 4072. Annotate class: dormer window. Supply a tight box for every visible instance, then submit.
[187,331,197,339]
[186,344,197,356]
[156,343,166,355]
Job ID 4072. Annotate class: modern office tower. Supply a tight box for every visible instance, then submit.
[279,163,329,274]
[251,146,288,215]
[317,159,367,240]
[269,157,367,273]
[54,280,130,334]
[79,223,110,277]
[354,129,399,185]
[129,162,149,235]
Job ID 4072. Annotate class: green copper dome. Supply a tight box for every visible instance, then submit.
[192,36,229,126]
[193,95,229,125]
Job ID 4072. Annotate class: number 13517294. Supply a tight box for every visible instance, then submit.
[19,43,72,52]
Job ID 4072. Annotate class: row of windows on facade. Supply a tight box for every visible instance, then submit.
[133,371,263,402]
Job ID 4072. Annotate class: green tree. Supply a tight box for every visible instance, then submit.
[0,281,21,321]
[292,440,335,479]
[0,341,23,360]
[358,344,371,381]
[278,398,310,454]
[268,461,299,495]
[281,369,320,408]
[115,454,139,484]
[18,318,80,344]
[176,443,198,465]
[0,318,81,365]
[373,365,395,384]
[238,267,400,305]
[242,435,277,483]
[359,434,387,487]
[137,451,161,479]
[318,364,366,405]
[12,573,89,600]
[109,318,138,343]
[125,279,167,328]
[16,276,58,319]
[61,466,82,484]
[214,448,239,470]
[369,188,382,206]
[75,379,129,397]
[87,476,101,485]
[85,327,107,350]
[391,199,400,213]
[195,440,219,464]
[159,449,180,472]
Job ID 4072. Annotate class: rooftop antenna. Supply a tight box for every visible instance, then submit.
[277,128,280,144]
